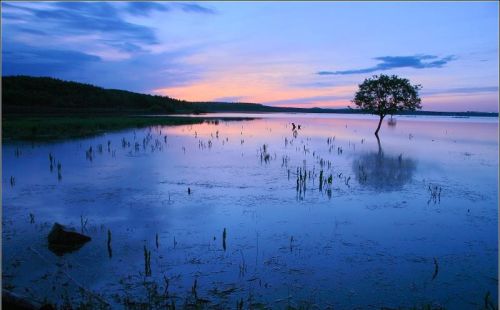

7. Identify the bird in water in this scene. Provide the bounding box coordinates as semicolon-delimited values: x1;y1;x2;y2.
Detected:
291;123;296;131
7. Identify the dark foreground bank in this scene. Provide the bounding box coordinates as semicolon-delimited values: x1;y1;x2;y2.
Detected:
1;116;213;141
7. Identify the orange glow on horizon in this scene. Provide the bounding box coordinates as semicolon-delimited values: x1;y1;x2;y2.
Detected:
152;66;498;112
153;69;358;109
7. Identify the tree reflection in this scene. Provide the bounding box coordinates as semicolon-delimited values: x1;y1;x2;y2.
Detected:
352;137;416;191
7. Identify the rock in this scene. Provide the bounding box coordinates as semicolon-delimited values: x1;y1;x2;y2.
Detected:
47;223;91;256
2;289;55;310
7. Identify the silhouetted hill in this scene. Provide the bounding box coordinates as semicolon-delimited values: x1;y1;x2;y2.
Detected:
2;76;185;115
2;76;498;117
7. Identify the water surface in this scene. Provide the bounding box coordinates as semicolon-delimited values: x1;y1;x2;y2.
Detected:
2;113;498;308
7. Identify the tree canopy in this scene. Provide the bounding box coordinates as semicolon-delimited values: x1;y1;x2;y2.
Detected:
353;74;422;136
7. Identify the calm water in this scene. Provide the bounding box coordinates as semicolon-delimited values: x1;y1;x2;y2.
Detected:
2;113;498;308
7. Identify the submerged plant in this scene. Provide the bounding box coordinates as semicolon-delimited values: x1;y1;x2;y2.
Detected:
80;215;88;233
327;174;333;184
239;250;247;277
144;245;152;276
222;228;227;251
319;170;323;191
191;278;198;299
432;257;439;280
428;184;442;205
107;229;112;258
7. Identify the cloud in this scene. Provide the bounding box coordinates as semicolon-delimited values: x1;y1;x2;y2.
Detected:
212;96;246;102
125;2;215;16
2;2;159;47
291;81;338;88
126;2;169;16
2;42;101;76
174;3;216;14
2;2;215;53
264;95;351;106
1;2;216;95
423;86;499;96
2;40;203;94
318;55;456;75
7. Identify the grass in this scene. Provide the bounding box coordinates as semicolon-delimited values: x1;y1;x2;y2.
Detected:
1;115;209;141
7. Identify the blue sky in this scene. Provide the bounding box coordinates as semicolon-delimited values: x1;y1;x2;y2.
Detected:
2;1;498;111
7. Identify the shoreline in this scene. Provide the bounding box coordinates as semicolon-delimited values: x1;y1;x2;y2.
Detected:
2;111;497;142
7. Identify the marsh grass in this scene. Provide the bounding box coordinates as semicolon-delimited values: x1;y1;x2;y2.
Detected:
107;229;112;258
2;116;208;141
432;258;439;280
144;246;152;277
80;215;88;233
222;228;227;251
428;184;442;205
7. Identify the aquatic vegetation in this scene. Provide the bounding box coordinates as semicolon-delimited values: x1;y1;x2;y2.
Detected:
327;174;333;185
432;257;439;280
191;278;198;299
319;170;323;191
222;228;227;251
86;146;93;161
107;229;112;258
484;291;497;310
57;162;62;181
238;250;247;277
428;184;442;205
259;144;271;163
144;246;152;277
80;215;88;233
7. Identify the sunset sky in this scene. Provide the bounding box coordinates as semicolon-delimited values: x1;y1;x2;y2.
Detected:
2;1;498;112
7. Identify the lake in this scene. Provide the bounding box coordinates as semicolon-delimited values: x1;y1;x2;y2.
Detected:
2;113;498;309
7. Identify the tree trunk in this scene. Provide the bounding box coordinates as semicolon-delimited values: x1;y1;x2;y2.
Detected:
374;115;384;137
376;134;382;155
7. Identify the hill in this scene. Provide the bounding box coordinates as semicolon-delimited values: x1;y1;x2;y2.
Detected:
2;76;187;115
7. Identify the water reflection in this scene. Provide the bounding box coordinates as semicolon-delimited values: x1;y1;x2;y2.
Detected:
387;116;397;127
352;138;417;191
2;114;497;308
48;242;87;256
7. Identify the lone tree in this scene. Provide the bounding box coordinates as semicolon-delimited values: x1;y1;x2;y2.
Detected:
353;74;422;136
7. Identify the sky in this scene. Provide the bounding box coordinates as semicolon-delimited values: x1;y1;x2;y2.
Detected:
2;1;499;112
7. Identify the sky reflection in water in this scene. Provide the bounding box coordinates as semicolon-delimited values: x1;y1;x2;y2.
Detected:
2;114;498;308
